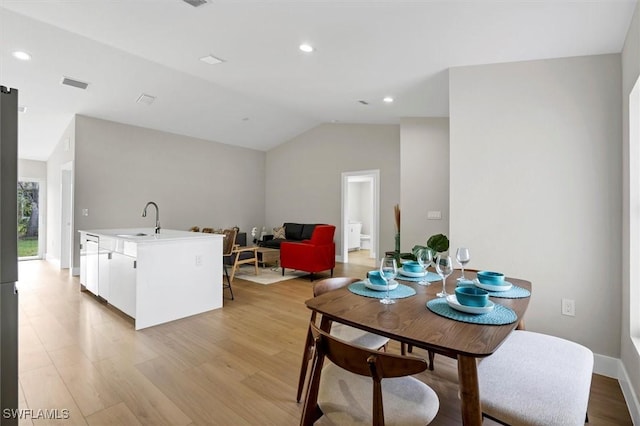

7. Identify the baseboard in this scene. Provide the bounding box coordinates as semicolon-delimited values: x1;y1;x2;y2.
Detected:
335;255;343;263
618;360;640;425
593;353;620;378
71;267;80;276
45;253;60;268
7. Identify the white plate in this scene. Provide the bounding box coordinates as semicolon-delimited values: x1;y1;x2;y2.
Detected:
446;295;495;314
474;279;513;292
398;268;427;278
364;279;399;291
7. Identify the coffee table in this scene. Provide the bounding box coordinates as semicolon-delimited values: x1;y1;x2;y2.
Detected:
256;247;279;268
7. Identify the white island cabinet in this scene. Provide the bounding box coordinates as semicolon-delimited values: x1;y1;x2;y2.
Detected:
79;228;223;330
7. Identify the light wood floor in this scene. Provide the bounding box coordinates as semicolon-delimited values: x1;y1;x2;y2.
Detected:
347;248;376;268
15;260;632;425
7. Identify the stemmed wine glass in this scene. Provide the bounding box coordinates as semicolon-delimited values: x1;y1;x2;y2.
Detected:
455;247;470;281
379;257;398;305
416;248;433;286
435;254;453;298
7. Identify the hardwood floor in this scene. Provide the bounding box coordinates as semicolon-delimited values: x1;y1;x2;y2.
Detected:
15;260;632;425
347;248;376;268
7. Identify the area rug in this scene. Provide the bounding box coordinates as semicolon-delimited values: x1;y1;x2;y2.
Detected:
233;265;309;285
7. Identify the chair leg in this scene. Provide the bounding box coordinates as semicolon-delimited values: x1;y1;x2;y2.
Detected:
282;267;285;276
428;350;435;371
296;325;315;402
330;268;334;277
223;265;234;300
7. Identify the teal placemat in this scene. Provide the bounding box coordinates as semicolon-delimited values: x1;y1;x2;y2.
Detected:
348;282;417;299
396;271;441;283
480;284;530;299
426;298;517;325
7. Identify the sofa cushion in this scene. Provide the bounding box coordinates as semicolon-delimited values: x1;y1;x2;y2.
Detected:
301;224;318;240
273;226;286;239
284;222;304;240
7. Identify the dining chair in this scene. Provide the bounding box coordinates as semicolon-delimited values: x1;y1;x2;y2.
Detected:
300;321;439;426
220;228;259;295
477;330;593;426
296;277;390;403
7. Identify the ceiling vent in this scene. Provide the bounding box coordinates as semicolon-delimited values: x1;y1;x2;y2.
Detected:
136;93;156;105
182;0;210;7
61;77;89;90
358;100;369;105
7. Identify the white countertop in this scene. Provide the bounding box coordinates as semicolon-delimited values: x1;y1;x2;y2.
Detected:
80;228;223;243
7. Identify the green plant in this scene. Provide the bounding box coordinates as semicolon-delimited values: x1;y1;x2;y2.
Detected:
412;233;450;260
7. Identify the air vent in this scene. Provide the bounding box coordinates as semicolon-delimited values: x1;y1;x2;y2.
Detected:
136;93;156;105
358;100;369;105
61;77;89;90
182;0;210;7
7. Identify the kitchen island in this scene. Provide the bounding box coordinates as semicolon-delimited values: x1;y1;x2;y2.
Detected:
79;228;223;330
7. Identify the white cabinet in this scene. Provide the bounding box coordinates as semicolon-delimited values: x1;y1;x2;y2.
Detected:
348;223;362;250
84;236;99;294
108;252;137;318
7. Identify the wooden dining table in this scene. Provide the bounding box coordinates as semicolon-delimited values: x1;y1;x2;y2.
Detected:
302;270;532;426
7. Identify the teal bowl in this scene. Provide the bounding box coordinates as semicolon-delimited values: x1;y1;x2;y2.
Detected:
402;261;423;273
455;287;489;307
368;271;386;286
476;270;505;285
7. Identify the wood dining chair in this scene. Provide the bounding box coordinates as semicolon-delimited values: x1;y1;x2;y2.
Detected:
477;330;593;425
300;321;439;426
296;277;390;402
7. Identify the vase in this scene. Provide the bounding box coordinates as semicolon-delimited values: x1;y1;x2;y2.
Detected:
394;233;400;253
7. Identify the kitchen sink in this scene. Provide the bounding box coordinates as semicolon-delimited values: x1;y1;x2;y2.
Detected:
116;233;149;238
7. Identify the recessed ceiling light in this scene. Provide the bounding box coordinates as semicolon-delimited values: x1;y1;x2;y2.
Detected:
199;54;224;65
383;97;394;103
12;51;31;61
299;44;314;53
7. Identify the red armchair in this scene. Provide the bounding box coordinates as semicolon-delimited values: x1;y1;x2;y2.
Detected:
280;225;336;280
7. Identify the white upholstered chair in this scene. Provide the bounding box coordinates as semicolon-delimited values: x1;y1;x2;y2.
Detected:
478;330;593;426
296;277;390;402
300;322;439;426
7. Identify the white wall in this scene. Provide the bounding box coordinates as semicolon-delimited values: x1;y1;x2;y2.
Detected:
450;54;622;357
18;159;46;179
265;123;400;255
622;2;640;420
72;115;266;269
45;118;75;265
400;118;450;252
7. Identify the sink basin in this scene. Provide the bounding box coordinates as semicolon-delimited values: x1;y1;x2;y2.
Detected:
116;233;149;238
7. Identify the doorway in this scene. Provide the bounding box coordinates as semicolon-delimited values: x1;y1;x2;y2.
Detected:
341;170;379;267
60;162;73;270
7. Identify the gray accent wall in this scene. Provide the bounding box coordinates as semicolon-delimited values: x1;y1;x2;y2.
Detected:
69;115;265;269
265;123;400;256
450;54;622;357
400;118;450;252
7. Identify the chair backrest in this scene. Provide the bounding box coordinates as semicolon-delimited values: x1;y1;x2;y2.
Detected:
309;225;335;245
313;277;359;297
222;228;237;256
303;322;428;425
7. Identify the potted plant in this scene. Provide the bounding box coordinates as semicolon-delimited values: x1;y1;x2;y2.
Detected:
412;233;450;261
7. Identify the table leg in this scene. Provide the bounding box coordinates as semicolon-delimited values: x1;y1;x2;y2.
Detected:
457;355;482;426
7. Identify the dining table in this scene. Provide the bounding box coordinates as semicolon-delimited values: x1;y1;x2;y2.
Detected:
301;269;532;426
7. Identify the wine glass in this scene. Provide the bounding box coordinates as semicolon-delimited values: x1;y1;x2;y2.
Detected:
435;254;453;298
416;248;433;286
379;257;398;305
455;247;470;281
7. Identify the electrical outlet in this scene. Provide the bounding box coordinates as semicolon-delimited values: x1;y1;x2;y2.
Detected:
561;298;575;316
195;255;202;266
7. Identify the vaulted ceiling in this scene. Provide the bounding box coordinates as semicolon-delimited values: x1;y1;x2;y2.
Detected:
1;0;636;160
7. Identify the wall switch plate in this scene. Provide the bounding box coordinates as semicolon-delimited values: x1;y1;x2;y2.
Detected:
195;255;202;266
427;211;442;220
561;298;575;316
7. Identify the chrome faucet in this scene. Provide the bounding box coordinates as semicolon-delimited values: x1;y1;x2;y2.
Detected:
142;201;160;234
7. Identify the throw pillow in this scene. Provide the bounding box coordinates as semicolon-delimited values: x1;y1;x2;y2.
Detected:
273;226;286;239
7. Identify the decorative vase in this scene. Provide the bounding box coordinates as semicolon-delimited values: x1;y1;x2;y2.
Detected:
394;233;400;253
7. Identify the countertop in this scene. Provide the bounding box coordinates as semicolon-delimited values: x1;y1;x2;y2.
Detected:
79;228;223;243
